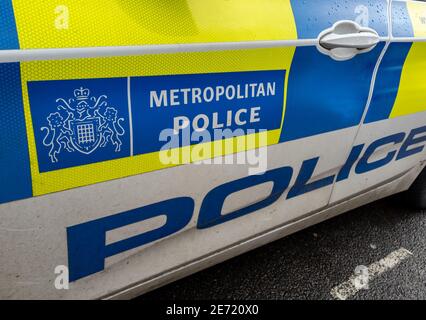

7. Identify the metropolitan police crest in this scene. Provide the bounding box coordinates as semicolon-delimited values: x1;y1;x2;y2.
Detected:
41;87;126;163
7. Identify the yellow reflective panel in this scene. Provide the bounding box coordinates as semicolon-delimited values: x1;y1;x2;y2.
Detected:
407;0;426;37
20;47;295;196
390;42;426;119
12;0;297;49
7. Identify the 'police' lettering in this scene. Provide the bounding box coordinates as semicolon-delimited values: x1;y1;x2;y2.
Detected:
197;166;293;229
67;197;194;281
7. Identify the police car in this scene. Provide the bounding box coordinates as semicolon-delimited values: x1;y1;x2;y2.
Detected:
0;0;425;299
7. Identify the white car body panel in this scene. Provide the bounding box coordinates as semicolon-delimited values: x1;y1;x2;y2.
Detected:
0;0;425;300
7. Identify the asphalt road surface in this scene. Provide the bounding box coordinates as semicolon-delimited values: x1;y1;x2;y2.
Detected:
139;193;426;300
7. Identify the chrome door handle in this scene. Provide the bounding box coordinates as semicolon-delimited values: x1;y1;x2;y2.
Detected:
318;20;380;61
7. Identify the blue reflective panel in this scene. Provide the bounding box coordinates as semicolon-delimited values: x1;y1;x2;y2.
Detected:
0;63;32;204
291;0;389;39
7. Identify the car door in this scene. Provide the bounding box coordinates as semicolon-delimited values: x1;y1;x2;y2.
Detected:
277;0;389;217
0;0;388;299
330;0;426;204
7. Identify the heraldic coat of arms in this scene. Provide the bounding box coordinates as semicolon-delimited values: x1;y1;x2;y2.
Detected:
41;87;126;163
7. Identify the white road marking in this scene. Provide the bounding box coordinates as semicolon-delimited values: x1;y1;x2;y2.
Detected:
330;248;413;300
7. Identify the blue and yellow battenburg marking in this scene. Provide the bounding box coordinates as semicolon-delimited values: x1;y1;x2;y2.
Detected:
1;0;426;204
390;1;426;119
365;0;426;123
8;0;298;198
280;0;388;142
21;51;295;197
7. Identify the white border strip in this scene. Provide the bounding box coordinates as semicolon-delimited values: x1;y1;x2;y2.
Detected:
392;37;426;42
0;37;395;63
0;39;318;63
